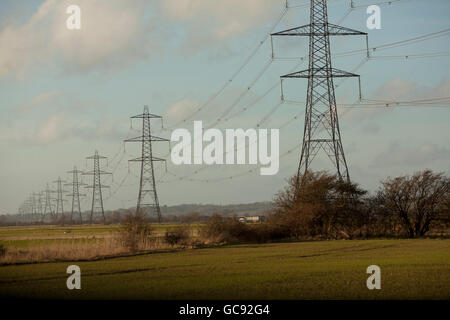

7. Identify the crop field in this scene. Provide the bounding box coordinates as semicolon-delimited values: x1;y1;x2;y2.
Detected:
0;224;201;245
0;231;449;299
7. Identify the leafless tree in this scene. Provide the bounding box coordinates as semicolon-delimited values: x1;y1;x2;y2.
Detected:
273;171;367;239
379;170;450;238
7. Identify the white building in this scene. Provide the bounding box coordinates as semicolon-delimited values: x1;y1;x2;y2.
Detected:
238;216;265;223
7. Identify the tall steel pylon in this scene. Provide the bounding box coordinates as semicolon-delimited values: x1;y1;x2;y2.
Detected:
125;106;169;222
272;0;367;182
33;192;44;223
18;203;26;225
53;177;66;221
66;167;86;224
28;194;37;223
43;183;55;222
22;198;30;223
84;151;111;224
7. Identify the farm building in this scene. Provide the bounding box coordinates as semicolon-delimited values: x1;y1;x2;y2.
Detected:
238;216;265;223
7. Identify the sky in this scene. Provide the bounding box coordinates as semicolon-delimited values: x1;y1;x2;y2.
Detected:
0;0;449;214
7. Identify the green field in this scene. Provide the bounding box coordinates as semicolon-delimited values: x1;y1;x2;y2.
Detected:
0;239;449;299
0;223;198;239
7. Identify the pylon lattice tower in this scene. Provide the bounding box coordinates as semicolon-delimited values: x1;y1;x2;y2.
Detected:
84;150;111;224
53;177;66;221
66;167;86;224
43;183;55;222
18;202;27;224
33;192;44;223
125;106;169;222
24;196;34;222
27;194;36;223
272;0;367;182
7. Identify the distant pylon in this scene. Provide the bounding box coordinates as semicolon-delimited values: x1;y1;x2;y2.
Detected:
18;203;26;225
30;193;39;223
25;196;34;223
84;150;111;224
66;166;86;224
271;0;367;182
33;192;44;223
124;106;169;222
43;183;55;222
53;177;67;222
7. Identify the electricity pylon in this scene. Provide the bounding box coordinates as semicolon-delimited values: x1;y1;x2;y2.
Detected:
33;192;44;223
53;177;67;222
24;197;34;223
125;106;169;222
271;0;367;182
43;183;55;222
66;167;86;224
18;202;26;225
84;150;111;224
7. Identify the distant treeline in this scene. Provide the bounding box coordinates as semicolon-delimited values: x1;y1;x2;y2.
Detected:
0;201;273;226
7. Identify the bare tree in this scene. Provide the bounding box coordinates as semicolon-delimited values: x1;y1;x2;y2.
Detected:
273;171;367;239
379;170;450;238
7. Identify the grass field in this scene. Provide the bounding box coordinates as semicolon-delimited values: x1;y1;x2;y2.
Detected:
0;223;202;248
0;223;201;239
0;238;449;299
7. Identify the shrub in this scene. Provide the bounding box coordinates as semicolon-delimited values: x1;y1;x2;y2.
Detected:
0;244;6;258
201;214;288;244
164;225;191;247
119;210;153;252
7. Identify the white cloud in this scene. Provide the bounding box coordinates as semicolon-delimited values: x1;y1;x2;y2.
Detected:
0;0;159;78
372;142;450;168
371;78;450;101
0;112;69;145
343;78;450;124
0;0;285;76
164;98;200;124
0;113;125;145
38;113;67;143
372;78;417;100
14;90;62;115
159;0;282;52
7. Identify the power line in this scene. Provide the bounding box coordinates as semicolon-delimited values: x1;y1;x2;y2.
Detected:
165;5;290;131
159;54;370;184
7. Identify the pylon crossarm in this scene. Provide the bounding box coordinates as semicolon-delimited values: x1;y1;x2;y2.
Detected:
85;185;110;189
125;136;170;142
272;23;366;37
271;24;310;36
128;156;166;162
281;68;359;78
131;113;162;119
82;170;111;175
327;23;367;36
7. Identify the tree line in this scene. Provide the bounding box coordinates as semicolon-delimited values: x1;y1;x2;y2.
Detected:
271;169;450;239
201;169;450;243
